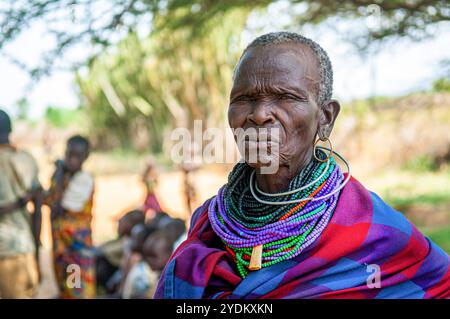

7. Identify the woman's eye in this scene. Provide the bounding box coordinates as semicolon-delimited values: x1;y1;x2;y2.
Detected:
234;95;255;102
278;94;298;101
280;94;308;102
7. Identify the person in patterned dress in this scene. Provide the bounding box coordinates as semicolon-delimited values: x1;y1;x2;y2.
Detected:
45;135;95;298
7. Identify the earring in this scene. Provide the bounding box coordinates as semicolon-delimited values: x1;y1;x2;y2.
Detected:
313;137;333;162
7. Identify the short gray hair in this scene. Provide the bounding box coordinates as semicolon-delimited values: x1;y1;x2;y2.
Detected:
236;32;333;105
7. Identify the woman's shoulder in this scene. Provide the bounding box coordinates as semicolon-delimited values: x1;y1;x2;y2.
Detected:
331;175;375;225
321;175;433;263
335;175;418;238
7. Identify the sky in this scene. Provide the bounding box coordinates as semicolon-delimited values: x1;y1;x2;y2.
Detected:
0;4;449;120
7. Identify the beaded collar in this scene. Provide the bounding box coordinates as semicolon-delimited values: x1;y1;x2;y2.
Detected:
208;149;345;277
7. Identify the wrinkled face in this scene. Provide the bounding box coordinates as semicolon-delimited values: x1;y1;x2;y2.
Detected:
143;235;172;272
228;43;322;172
65;142;88;173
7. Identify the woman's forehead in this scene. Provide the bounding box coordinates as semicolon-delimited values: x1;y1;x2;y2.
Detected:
232;44;320;95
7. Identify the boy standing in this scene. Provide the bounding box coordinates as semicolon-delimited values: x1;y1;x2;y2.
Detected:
46;135;95;298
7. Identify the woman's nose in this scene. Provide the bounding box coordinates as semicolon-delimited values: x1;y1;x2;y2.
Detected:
247;102;275;126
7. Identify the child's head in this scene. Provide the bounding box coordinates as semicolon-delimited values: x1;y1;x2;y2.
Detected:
146;211;171;228
161;218;186;244
118;209;145;238
142;231;173;272
129;223;154;254
65;135;90;173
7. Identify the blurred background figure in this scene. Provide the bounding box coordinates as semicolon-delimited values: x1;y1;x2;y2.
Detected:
141;157;162;220
121;217;186;299
44;135;95;298
180;163;198;216
179;143;201;215
0;109;42;298
42;123;54;164
95;209;145;295
95;209;185;299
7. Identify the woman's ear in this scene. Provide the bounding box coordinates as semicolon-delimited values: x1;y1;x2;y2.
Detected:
318;99;341;139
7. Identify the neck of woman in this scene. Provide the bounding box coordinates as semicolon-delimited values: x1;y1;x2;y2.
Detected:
255;148;314;193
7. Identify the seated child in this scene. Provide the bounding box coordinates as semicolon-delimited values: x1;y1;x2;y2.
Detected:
159;218;187;251
120;223;156;298
127;231;174;298
96;209;145;294
121;218;186;298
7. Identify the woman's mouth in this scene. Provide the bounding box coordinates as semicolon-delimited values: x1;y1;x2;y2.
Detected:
233;127;281;167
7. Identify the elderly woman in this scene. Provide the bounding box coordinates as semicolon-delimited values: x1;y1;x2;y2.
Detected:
155;32;450;299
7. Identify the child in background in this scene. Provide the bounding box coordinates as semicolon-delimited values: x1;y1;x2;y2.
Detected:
117;210;146;239
45;135;95;299
180;162;199;216
122;230;174;299
120;223;155;298
143;231;174;273
141;158;162;220
121;218;186;298
96;209;145;294
141;231;175;297
160;218;187;251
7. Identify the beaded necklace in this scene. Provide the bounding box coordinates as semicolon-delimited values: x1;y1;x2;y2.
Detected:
208;148;345;278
